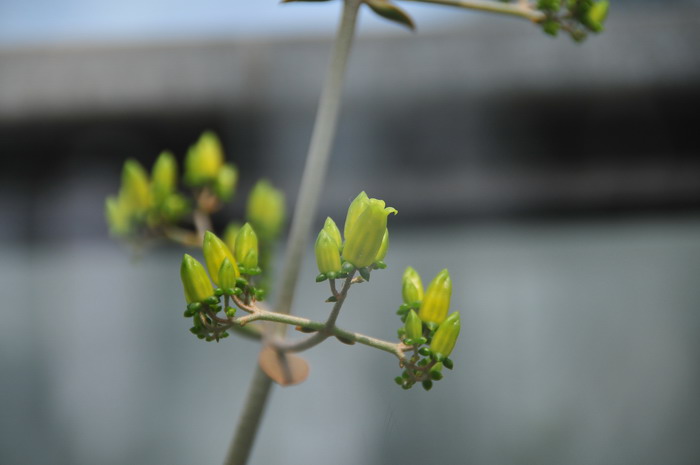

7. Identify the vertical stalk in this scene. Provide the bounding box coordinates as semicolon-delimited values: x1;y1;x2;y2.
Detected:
222;1;363;464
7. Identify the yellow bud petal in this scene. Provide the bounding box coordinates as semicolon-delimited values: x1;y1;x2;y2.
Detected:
419;269;451;325
402;266;424;304
151;151;177;204
180;254;214;303
430;312;460;358
235;223;259;269
184;131;224;186
323;217;342;250
315;229;342;274
203;231;239;286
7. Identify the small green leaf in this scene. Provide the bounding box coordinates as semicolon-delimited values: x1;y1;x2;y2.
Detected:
365;0;415;30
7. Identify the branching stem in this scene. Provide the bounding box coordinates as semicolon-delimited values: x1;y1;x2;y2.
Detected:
402;0;545;22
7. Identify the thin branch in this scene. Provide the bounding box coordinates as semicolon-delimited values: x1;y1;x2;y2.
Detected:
401;0;545;22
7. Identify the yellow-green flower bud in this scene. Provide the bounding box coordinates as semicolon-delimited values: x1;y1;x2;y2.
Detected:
151;151;177;204
105;195;131;236
430;312;460;359
323;217;342;250
121;159;151;211
315;229;342;274
246;179;285;240
223;222;241;255
203;231;239;286
374;228;389;262
586;0;609;32
343;191;369;239
162;194;189;222
235;223;259;269
342;196;397;268
419;269;451;325
404;309;422;341
214;163;238;201
184;131;224;186
402;266;424;305
218;258;236;291
180;254;214;304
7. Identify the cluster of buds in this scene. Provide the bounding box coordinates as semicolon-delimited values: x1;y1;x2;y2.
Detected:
105;153;190;237
537;0;610;41
180;229;265;341
395;267;460;390
105;131;240;240
314;191;396;282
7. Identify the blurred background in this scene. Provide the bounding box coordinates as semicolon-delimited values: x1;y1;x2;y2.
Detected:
2;0;700;464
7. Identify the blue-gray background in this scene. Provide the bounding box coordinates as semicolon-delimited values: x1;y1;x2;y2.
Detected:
1;1;700;464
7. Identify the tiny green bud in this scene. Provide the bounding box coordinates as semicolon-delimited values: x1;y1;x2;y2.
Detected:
374;228;389;263
342;195;397;268
341;262;355;274
180;254;214;304
203;231;239;286
214;163;238;201
430;363;444;381
316;273;328;283
246;179;286;240
235;223;259;270
422;380;433;391
121;159;151;211
418;346;431;357
218;258;236;291
430;312;460;359
443;358;454;370
394;376;404;385
315;229;342;275
358;267;371;282
402;266;424;305
404;309;422;341
151;151;177;204
418;269;451;325
184;131;224;186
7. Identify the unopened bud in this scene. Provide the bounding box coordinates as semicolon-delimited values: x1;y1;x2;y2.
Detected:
323;217;342;250
121;159;151;211
404;309;422;341
151;151;177;204
223;222;241;255
184;131;224;186
418;269;451;325
402;266;424;305
180;254;214;304
246;179;285;240
203;231;239;286
235;223;259;269
430;312;460;359
343;191;369;239
214;163;238;201
586;0;609;32
374;228;389;263
315;229;342;275
218;258;236;291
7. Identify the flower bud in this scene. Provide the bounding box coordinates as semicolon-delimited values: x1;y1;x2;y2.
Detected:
342;196;397;268
315;229;342;274
105;195;131;236
180;254;214;304
121;159;151;211
323;217;342;250
184;131;224;186
402;266;424;305
418;269;451;325
404;309;422;341
343;191;369;239
374;228;389;262
214;163;238;201
162;194;190;222
585;0;609;32
151;151;177;204
246;179;286;240
235;223;259;269
430;312;460;359
203;231;239;286
218;258;236;291
223;222;241;255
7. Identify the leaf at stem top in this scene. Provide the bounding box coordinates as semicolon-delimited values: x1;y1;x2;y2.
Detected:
365;0;416;30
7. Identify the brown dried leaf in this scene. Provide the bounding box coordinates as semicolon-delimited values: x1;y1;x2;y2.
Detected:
258;346;310;386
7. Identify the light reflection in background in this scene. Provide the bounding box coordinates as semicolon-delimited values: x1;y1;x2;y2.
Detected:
1;1;700;464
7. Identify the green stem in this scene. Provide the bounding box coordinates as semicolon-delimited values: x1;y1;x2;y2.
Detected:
402;0;545;21
222;2;363;464
275;0;364;319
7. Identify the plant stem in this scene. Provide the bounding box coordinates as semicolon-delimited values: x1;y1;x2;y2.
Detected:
222;2;363;464
402;0;545;22
275;0;363;319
